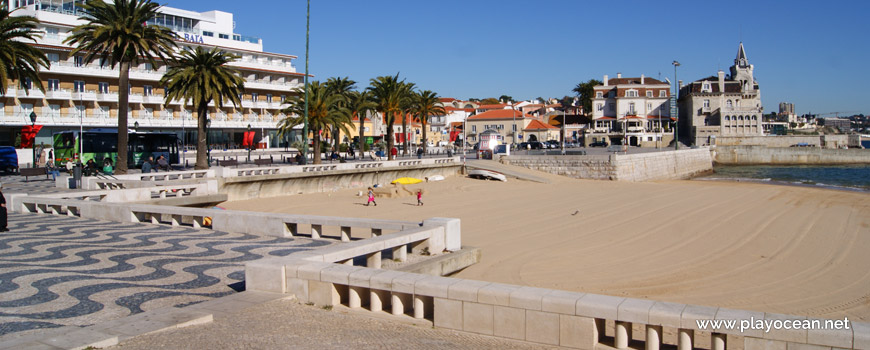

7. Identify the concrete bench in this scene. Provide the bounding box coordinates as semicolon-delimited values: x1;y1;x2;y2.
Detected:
218;159;238;167
254;158;273;166
20;167;49;182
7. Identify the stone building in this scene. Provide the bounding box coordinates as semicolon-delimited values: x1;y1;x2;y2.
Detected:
588;73;672;147
678;43;764;146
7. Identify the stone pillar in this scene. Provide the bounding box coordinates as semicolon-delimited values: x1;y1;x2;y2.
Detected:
371;228;382;237
413;295;425;319
392;245;407;262
391;293;404;316
367;252;381;269
340;226;351;242
711;333;726;350
615;321;631;349
370;289;385;312
311;224;322;239
678;329;694;350
646;325;662;350
348;286;362;309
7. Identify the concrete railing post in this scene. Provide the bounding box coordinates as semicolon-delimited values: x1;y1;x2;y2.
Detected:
370;289;384;312
646;325;662;350
391;293;404;316
615;321;631;349
311;224;322;239
340;226;351;242
366;252;381;269
371;228;382;237
349;286;362;308
392;245;407;262
413;295;425;319
678;329;694;350
711;333;726;350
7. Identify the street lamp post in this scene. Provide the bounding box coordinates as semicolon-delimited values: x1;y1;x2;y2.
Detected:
301;0;310;165
672;60;680;150
247;124;252;162
29;111;37;168
206;119;211;166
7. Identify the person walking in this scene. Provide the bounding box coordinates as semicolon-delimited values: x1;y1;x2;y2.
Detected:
366;187;377;206
416;189;423;206
0;183;8;232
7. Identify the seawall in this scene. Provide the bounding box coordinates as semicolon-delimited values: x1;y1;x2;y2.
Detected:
714;146;870;165
501;148;713;181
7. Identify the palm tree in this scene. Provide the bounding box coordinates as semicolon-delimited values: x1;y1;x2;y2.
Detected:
279;81;349;164
397;81;416;155
160;47;245;170
368;74;405;160
412;90;445;154
64;0;177;174
325;77;356;152
347;90;376;155
0;4;49;96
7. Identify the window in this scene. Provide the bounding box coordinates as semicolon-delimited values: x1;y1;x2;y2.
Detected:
219;33;229;39
659;90;666;97
472;125;477;133
647;103;652;111
143;63;153;71
233;34;241;41
251;92;258;101
626;90;638;97
73;80;85;92
629;102;636;114
726;100;733;108
266;94;272;103
47;53;60;63
74;56;84;67
646;91;653;98
98;82;109;93
280;94;286;102
596;92;603;98
702;83;711;92
47;79;59;91
202;31;214;37
143;85;153;96
597;104;603;111
703;99;710;108
512;124;517;132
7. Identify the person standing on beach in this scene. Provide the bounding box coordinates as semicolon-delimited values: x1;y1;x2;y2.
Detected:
366;187;377;206
416;189;423;206
0;183;7;232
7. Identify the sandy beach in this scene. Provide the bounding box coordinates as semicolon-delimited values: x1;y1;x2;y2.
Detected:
221;166;870;322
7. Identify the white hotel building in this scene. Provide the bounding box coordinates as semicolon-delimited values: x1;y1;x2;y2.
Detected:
588;73;673;147
1;0;304;149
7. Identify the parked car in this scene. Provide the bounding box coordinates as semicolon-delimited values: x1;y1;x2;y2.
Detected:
545;140;560;149
0;146;18;173
528;141;545;150
589;141;608;147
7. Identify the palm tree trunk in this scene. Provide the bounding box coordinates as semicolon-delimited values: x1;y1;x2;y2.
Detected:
333;125;340;153
116;60;130;174
358;112;365;157
386;112;394;161
195;102;208;169
312;129;321;164
402;112;408;155
422;115;428;154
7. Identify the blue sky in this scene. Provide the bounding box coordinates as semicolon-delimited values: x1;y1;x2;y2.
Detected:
179;0;869;116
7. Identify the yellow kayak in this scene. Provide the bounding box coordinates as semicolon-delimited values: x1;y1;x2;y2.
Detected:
391;177;423;185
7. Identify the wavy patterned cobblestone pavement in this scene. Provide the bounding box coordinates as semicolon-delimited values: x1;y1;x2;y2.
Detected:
0;212;329;340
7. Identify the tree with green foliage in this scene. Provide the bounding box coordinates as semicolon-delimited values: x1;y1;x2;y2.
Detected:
325;77;356;151
572;79;602;116
498;95;514;104
480;97;500;105
160;47;245;169
279;81;349;164
347;90;377;155
65;0;177;174
398;81;417;155
0;4;49;96
368;74;413;160
412;90;446;153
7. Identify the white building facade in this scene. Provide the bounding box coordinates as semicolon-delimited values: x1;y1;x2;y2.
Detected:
2;0;303;149
588;73;672;147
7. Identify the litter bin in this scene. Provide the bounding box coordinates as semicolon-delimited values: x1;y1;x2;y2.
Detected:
72;163;82;189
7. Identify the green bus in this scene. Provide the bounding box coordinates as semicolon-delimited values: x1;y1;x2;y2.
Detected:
53;129;179;168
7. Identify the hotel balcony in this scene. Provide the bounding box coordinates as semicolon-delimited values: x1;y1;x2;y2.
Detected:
244;80;299;92
45;89;72;100
143;94;165;104
96;92;119;103
16;89;45;99
72;90;97;100
700;106;712;114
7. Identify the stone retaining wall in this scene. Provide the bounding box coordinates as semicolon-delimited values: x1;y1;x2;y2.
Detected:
714;146;870;165
502;148;713;181
715;135;851;149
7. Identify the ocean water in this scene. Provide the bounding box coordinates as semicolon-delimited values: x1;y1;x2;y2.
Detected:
700;165;870;191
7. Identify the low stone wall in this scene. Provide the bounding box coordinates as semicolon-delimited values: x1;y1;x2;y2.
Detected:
501;148;713;181
220;160;462;201
715;135;851;149
714;146;870;165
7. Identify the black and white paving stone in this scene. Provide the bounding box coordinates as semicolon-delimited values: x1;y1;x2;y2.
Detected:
0;212;329;340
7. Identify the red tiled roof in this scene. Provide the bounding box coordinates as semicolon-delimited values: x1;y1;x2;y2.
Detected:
467;109;531;120
595;116;616;120
444;106;474;112
439;97;457;103
523;119;558;130
449;122;463;128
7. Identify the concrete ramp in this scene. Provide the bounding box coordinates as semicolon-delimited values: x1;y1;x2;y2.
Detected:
466;160;552;184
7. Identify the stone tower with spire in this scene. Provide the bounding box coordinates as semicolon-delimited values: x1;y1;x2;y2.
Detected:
678;42;764;146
